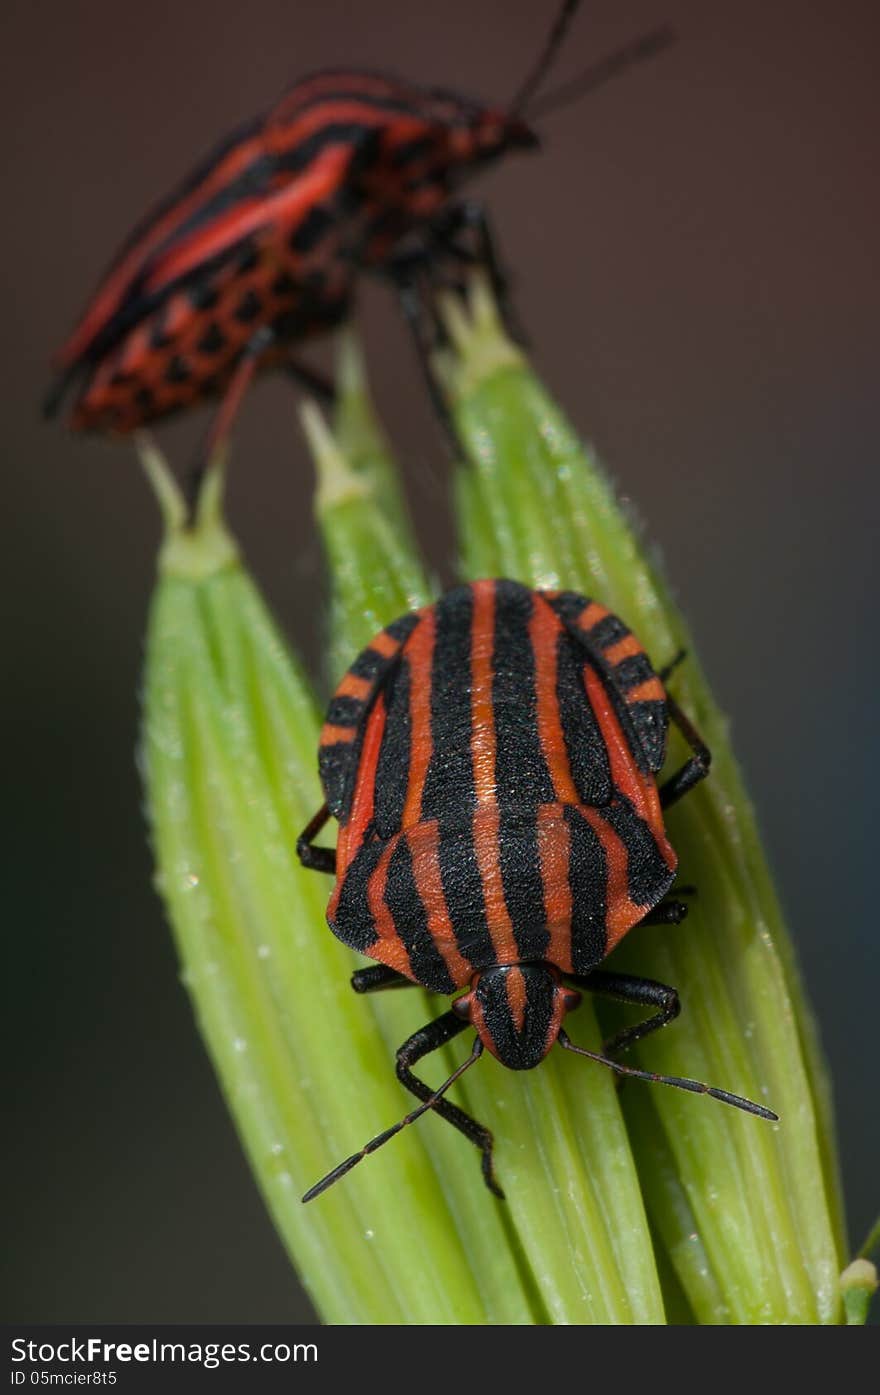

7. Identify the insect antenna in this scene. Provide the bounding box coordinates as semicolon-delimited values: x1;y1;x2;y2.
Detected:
302;1038;484;1202
557;1031;778;1121
510;0;584;117
525;25;677;122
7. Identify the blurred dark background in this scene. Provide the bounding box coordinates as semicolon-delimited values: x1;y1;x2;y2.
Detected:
4;0;877;1323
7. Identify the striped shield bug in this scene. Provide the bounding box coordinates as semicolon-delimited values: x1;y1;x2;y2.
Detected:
298;580;777;1201
45;3;673;511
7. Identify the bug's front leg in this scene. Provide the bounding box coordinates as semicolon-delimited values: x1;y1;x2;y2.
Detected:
302;1012;490;1202
397;1012;504;1198
564;968;681;1059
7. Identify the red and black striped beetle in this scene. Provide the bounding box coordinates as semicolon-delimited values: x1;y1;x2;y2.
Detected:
45;2;672;507
298;579;776;1201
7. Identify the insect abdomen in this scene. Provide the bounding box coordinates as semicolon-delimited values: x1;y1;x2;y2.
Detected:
323;580;677;991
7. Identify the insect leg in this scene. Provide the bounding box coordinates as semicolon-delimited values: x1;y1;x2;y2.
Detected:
389;260;463;452
185;326;274;522
659;695;712;809
658;647;687;682
282;355;336;404
296;804;336;874
302;1018;487;1202
639;899;690;926
436;200;528;347
564;968;680;1058
397;1012;504;1197
351;965;415;993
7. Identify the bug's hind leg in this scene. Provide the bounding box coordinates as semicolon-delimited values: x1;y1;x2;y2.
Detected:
659;695;712;809
185;325;274;523
564;969;681;1059
397;1012;504;1198
296;804;336;875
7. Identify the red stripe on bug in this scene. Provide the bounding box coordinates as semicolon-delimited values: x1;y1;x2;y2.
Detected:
335;672;372;701
529;596;581;804
365;933;415;981
367;842;402;942
537;803;574;972
469;582;519;966
319;723;357;746
469;579;497;806
371;631;403;659
505;966;527;1033
576;601;610;633
56;136;268;367
473;806;519;966
408;820;472;987
267;100;423;161
583;667;674;872
402;608;435;827
578;805;645;948
603;633;644;665
364;836;416;980
334;692;387;874
143;147;352;295
626;677;666;705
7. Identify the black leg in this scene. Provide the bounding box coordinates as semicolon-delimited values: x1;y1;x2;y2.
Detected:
282;355;336;404
659;647;687;682
389;261;462;452
640;898;690;926
659;694;712;809
396;1011;503;1198
434;200;527;348
384;201;525;448
296;804;336;875
564;968;680;1059
351;965;415;993
186;325;274;523
302;1013;491;1202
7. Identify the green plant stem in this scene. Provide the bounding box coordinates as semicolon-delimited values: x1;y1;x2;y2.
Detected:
445;281;844;1324
141;445;498;1323
306;349;666;1325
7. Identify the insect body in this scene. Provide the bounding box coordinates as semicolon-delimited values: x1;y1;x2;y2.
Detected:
45;3;672;478
298;580;776;1200
46;74;537;437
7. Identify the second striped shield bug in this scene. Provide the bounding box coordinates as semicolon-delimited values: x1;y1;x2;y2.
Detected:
298;580;777;1201
46;3;673;511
